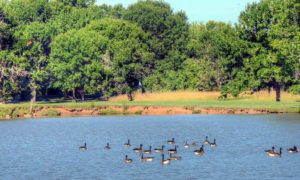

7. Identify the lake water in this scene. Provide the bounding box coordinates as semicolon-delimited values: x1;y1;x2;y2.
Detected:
0;115;299;180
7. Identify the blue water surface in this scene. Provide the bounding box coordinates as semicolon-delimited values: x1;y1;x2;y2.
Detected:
0;114;299;180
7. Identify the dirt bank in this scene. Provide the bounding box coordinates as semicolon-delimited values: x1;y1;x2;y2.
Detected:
1;105;278;120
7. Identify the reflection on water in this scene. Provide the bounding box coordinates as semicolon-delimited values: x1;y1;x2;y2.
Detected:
0;115;299;179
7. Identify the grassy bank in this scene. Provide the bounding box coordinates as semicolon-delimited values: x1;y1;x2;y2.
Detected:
1;91;300;119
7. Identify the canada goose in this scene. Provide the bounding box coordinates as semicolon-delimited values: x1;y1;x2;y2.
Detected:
204;136;210;145
154;145;165;153
168;145;178;154
144;146;152;154
194;145;205;155
265;146;275;154
161;154;171;165
168;138;175;145
124;155;133;163
140;153;154;162
183;141;190;148
169;153;182;160
124;139;131;147
191;141;197;147
133;144;143;153
79;143;87;151
268;147;282;157
104;143;111;150
210;139;217;148
288;146;298;153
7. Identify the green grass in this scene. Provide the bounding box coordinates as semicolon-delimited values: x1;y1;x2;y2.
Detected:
1;98;299;113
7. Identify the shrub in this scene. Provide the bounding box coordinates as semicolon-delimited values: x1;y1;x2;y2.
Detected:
192;109;202;114
134;110;143;115
98;109;122;115
42;109;61;117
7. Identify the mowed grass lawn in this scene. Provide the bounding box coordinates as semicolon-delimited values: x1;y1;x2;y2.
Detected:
1;91;300;113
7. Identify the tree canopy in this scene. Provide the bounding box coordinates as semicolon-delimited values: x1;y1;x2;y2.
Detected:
0;0;299;103
222;0;300;101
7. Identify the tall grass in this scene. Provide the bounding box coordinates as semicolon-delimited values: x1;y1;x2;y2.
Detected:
109;91;300;102
110;91;221;101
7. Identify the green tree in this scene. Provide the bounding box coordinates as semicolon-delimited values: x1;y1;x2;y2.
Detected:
124;0;189;63
49;28;108;101
180;59;218;91
125;1;190;92
233;0;300;101
50;0;96;8
2;0;51;25
0;15;12;50
187;22;247;90
12;22;55;103
49;3;106;34
0;51;30;103
85;18;153;100
1;0;54;103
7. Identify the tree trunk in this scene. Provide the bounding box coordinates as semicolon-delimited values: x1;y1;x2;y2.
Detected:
140;82;146;94
29;85;36;115
141;87;146;94
127;92;133;101
275;83;281;102
0;87;2;102
31;85;37;103
79;90;85;101
72;88;76;101
45;88;49;96
63;90;68;100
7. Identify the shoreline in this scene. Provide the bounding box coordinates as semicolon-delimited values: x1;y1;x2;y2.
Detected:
1;105;295;120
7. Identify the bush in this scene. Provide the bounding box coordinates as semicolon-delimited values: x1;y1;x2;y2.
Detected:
98;108;122;115
134;110;143;115
42;109;61;117
289;84;300;95
192;109;202;114
0;108;14;119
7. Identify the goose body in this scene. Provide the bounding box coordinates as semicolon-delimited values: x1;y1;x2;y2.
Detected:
140;154;154;162
154;145;164;153
194;145;205;155
168;138;175;145
144;146;152;154
161;154;171;165
265;146;275;154
104;143;111;150
168;145;178;154
169;153;182;160
288;146;298;153
210;139;217;148
204;136;210;145
124;139;131;147
191;141;197;147
124;155;133;163
79;143;87;151
133;144;143;153
183;141;190;148
268;148;282;157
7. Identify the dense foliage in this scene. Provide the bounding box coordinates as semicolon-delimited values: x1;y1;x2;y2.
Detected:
0;0;299;103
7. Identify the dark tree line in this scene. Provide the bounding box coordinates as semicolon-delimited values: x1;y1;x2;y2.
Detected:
0;0;299;103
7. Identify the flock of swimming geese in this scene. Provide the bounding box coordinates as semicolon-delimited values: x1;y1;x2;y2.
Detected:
79;136;298;165
265;145;298;157
79;136;217;165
